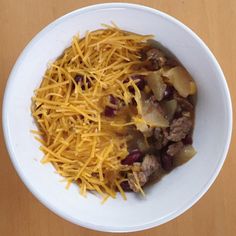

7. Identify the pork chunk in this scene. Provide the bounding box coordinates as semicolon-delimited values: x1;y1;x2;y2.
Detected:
141;154;160;176
167;117;192;142
127;154;160;192
166;141;184;156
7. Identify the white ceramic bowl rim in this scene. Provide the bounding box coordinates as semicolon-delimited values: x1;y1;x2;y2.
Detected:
2;3;232;233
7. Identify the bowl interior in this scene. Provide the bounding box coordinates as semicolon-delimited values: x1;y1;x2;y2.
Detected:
3;3;232;232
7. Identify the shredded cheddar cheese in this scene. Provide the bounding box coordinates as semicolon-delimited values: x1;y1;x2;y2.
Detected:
32;25;153;202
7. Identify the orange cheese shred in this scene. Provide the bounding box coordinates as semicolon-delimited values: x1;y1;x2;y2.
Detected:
32;25;153;201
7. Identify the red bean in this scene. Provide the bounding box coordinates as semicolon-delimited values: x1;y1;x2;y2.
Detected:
127;75;146;94
132;75;146;90
120;181;132;192
163;86;174;100
165;58;179;67
74;74;92;90
123;78;135;94
72;75;83;90
109;95;117;105
131;98;137;106
123;78;129;83
121;149;143;165
183;135;193;145
146;59;160;71
104;106;115;117
137;79;146;90
135;75;146;90
81;80;92;90
173;111;182;119
128;86;135;94
161;154;173;171
74;74;83;83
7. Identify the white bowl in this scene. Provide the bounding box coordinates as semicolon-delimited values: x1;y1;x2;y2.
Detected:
2;3;232;233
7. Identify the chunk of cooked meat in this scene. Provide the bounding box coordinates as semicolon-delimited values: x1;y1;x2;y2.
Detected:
174;93;193;111
140;96;169;128
161;154;173;171
142;126;154;138
121;149;143;165
146;48;166;62
120;181;132;192
154;128;169;150
150;96;166;117
163;85;174;100
147;59;160;71
167;117;192;142
165;58;179;67
127;172;148;192
132;162;141;172
154;127;162;139
128;154;160;192
182;111;191;117
146;48;167;70
157;56;167;67
141;154;160;176
166;141;184;156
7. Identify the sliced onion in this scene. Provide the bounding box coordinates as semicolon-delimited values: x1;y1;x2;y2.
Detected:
164;66;197;97
137;138;150;152
143;110;169;127
146;71;167;101
174;145;196;166
135;121;149;133
161;99;177;120
141;98;169;128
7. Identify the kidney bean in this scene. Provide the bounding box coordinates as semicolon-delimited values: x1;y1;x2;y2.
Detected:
121;149;143;165
79;115;84;120
131;98;137;106
165;58;179;67
128;86;135;94
120;181;132;192
109;95;117;105
183;135;193;145
161;153;173;171
173;111;182;119
163;85;174;100
127;75;146;94
146;59;160;71
74;74;92;90
104;106;115;117
123;78;129;83
81;80;92;90
132;75;146;90
136;76;146;90
139;49;147;61
74;74;83;83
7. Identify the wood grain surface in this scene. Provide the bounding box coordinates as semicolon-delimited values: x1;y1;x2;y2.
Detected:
0;0;235;235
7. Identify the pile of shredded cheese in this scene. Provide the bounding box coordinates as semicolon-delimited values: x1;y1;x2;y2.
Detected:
32;25;153;202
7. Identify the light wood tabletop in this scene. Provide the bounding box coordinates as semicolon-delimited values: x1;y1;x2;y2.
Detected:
0;0;235;235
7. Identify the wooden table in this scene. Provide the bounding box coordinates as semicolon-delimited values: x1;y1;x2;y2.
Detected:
0;1;235;235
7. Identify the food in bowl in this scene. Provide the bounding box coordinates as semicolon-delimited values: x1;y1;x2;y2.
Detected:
31;25;197;201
